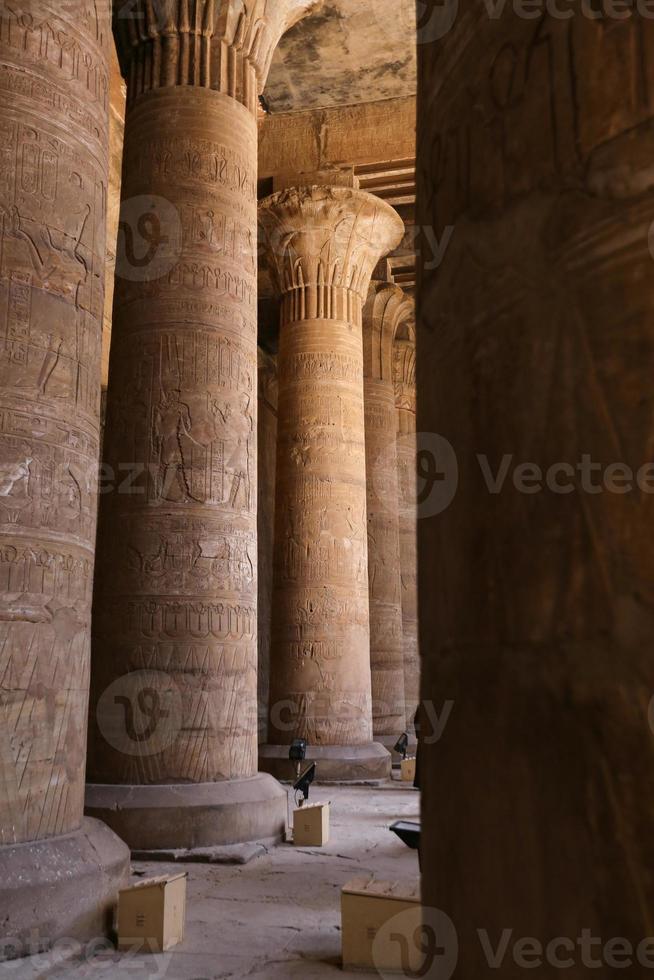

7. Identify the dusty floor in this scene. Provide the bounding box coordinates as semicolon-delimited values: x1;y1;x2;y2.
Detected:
8;781;420;980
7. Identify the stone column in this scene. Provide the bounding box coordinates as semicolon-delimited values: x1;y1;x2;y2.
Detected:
393;326;419;730
258;184;404;781
363;281;412;745
0;0;129;958
257;349;278;742
85;0;320;852
418;3;654;971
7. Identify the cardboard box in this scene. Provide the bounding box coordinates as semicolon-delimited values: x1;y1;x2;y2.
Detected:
293;802;330;846
118;873;187;953
341;875;422;973
401;757;417;782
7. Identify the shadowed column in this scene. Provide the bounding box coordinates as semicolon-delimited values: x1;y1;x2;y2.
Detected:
418;3;654;975
86;0;320;852
258;184;404;781
0;0;129;958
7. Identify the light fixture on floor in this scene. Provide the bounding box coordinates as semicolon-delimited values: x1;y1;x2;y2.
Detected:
394;732;409;760
289;738;308;781
293;762;316;807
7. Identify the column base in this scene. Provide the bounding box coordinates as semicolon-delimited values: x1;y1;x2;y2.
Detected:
85;774;288;852
259;742;392;782
0;818;130;961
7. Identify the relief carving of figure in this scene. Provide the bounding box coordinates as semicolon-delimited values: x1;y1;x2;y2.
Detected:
152;388;193;502
0;454;32;523
223;393;252;511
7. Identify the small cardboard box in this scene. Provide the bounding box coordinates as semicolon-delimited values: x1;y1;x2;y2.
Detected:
118;873;187;953
341;875;422;973
401;757;417;782
293;802;330;846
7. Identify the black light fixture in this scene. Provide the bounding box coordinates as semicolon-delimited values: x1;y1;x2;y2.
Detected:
394;732;409;760
289;738;307;781
293;762;316;806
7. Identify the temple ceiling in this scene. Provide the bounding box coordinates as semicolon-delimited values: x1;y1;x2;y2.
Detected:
263;0;417;112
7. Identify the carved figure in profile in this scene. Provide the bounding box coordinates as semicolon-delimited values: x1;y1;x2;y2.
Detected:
152;388;193;502
224;392;252;510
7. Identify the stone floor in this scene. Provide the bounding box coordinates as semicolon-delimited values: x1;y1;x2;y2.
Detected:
7;780;420;980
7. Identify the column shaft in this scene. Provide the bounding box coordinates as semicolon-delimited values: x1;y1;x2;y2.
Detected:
418;3;654;968
86;0;320;850
0;0;128;957
395;338;419;729
91;86;259;783
273;313;372;746
363;283;413;741
259;185;404;781
365;378;405;736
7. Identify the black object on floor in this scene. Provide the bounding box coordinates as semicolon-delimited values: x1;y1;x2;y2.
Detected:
390;820;420;850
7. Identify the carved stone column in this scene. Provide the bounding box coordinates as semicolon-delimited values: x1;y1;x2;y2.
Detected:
418;4;654;968
393;325;419;730
258;349;278;742
363;282;412;744
86;0;320;851
258;184;404;781
0;0;130;958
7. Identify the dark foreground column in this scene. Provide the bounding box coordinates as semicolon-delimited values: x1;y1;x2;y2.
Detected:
258;185;404;781
86;0;320;852
0;0;129;958
418;4;654;975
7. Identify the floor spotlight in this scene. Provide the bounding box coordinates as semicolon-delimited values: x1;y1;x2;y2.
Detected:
293;762;316;807
289;738;308;781
393;732;409;760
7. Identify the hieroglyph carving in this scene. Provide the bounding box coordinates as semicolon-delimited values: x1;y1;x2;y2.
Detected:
0;0;110;846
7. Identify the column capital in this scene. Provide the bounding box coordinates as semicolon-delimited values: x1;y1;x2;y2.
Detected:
363;280;414;383
114;0;322;111
258;186;404;325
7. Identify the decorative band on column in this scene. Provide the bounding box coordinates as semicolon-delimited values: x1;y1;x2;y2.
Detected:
282;285;363;325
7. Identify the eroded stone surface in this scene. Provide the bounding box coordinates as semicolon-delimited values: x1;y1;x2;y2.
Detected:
0;0;110;846
259;187;404;755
